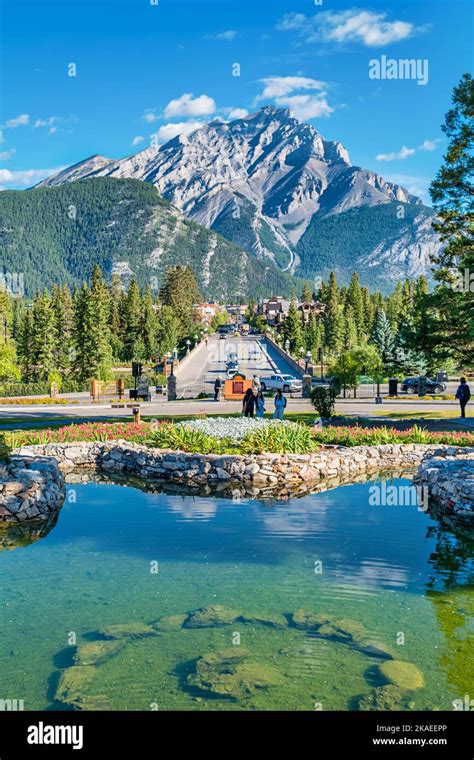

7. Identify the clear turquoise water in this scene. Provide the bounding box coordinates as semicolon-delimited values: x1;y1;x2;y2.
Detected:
0;475;472;711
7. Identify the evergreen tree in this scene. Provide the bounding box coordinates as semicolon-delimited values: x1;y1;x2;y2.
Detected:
51;284;73;372
30;290;56;380
159;266;201;338
427;73;474;364
345;273;364;341
301;283;313;302
371;309;396;372
323;272;343;354
156;305;180;358
142;287;158;359
122;279;142;360
282;298;303;353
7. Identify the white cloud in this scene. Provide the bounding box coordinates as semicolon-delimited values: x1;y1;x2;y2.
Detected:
131;135;145;146
49;126;57;134
143;110;160;123
221;108;249;120
164;93;216;118
376;145;415;162
0;130;3;143
205;30;236;41
275;94;333;120
5;113;30;128
277;9;420;48
0;149;16;160
419;138;442;151
34;116;57;128
255;77;333;120
154;121;204;144
0;166;65;189
256;76;326;101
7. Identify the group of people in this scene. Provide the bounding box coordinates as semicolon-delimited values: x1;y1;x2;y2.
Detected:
242;375;287;420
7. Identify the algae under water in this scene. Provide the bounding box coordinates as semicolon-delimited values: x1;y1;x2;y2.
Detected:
0;475;472;711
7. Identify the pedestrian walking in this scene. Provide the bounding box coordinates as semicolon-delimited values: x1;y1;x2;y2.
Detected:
273;389;287;420
252;374;261;394
214;376;222;402
242;387;256;418
455;377;471;419
255;390;265;418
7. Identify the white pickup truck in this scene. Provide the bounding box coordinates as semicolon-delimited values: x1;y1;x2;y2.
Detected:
259;374;302;393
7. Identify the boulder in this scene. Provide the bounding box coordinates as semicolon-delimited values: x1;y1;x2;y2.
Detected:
239;613;288;628
73;639;126;666
357;639;396;659
358;685;407;711
185;605;241;628
55;666;96;707
152;613;189;632
316;618;368;643
188;648;283;699
98;622;159;640
378;660;425;690
291;610;331;630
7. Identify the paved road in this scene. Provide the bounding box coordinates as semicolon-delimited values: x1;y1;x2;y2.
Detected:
176;334;299;397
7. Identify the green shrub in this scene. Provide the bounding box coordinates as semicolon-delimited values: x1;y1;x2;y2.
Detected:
311;386;336;419
0;434;10;461
240;422;317;455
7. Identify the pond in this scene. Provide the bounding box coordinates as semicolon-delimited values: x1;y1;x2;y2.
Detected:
0;474;472;712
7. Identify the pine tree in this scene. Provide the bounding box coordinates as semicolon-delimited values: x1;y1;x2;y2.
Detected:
122;279;142;360
301;283;313;302
30;290;56;380
343;304;358;350
282;298;303;353
109;274;125;360
427;73;474;364
371;309;396;372
323;272;343;354
345;273;364;341
51;284;73;372
142;287;157;359
159;266;201;338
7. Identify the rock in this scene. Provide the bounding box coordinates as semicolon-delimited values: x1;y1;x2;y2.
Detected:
73;639;126;666
317;618;368;643
55;666;97;707
239;613;288;628
291;610;331;630
188;648;283;699
185;605;241;628
152;613;189;631
358;685;407;711
357;639;396;659
98;622;159;640
378;660;425;690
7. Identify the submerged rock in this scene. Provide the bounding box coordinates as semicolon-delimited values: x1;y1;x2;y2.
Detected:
291;610;331;630
356;639;396;660
378;660;425;690
74;640;126;666
358;685;407;711
189;647;283;699
152;613;189;632
185;605;241;628
99;622;159;640
239;612;288;628
317;618;368;643
55;666;97;708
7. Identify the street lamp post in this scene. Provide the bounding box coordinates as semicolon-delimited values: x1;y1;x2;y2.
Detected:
305;351;311;374
186;340;191;355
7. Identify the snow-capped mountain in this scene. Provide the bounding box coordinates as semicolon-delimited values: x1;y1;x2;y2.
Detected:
39;106;438;286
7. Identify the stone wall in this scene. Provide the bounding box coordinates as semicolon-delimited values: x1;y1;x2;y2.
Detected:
3;441;473;523
0;455;66;523
415;450;474;519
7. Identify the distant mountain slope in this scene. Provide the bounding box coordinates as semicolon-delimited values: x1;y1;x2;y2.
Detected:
36;106;440;289
296;203;437;290
0;177;300;298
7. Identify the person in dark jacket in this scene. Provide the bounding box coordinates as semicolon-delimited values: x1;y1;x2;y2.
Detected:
242;387;256;417
214;376;222;402
455;377;471;419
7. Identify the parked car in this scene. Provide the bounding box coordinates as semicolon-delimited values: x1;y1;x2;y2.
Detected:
226;368;242;379
219;332;226;340
400;377;446;394
260;374;302;393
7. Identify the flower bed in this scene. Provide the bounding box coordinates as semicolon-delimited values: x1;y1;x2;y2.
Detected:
0;397;79;406
4;420;474;455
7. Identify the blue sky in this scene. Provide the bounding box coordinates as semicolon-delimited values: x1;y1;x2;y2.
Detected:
1;0;472;202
